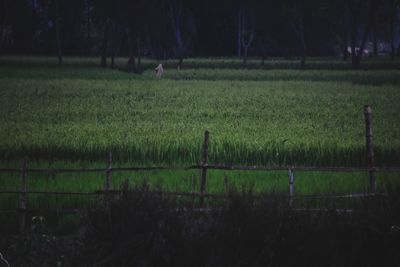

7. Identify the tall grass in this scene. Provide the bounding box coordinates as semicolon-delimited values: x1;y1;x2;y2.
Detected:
1;70;399;166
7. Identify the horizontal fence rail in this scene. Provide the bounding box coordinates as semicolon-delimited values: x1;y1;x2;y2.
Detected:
1;165;400;174
0;190;227;199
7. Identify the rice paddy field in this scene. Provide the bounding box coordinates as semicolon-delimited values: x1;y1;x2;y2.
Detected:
0;56;400;210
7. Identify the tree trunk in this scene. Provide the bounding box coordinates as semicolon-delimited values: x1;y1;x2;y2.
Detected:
373;29;378;57
177;56;183;70
111;26;122;69
298;23;306;69
169;0;186;70
243;47;248;65
341;23;349;60
300;51;306;69
342;3;350;61
111;25;115;69
342;34;349;60
373;12;378;57
350;21;357;66
353;0;379;68
54;0;62;65
390;0;396;60
100;19;109;68
137;32;142;71
261;55;266;65
343;48;349;60
126;27;136;72
86;0;91;56
146;34;156;59
237;10;242;58
349;0;358;67
292;18;306;68
240;9;255;66
0;0;9;54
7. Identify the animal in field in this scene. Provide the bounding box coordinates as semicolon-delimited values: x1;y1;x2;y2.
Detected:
154;64;164;78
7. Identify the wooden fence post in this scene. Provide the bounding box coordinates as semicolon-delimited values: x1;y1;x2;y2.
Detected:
19;158;28;235
199;130;209;207
288;168;294;206
105;151;112;192
364;105;376;194
223;176;229;197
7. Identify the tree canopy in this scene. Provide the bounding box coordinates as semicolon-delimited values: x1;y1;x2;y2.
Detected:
0;0;399;66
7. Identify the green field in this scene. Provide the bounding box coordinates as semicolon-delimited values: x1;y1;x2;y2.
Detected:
0;56;399;209
1;56;400;165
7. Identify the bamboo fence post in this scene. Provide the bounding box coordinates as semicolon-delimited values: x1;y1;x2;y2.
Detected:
199;130;209;207
288;168;294;206
105;151;112;192
19;158;28;235
364;105;376;194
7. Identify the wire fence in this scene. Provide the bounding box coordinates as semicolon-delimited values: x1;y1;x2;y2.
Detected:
0;106;399;233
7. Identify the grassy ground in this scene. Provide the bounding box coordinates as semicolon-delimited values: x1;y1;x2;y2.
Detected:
0;56;399;210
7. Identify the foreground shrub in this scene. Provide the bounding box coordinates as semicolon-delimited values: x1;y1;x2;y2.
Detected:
77;184;400;267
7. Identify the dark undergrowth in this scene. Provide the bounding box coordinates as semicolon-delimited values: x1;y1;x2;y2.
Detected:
1;184;400;266
1;56;400;71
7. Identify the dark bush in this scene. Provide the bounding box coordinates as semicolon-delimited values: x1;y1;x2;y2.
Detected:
76;184;400;267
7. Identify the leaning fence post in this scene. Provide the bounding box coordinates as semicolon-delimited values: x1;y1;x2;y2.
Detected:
288;168;294;206
363;105;376;194
19;158;28;235
105;151;112;192
199;130;209;207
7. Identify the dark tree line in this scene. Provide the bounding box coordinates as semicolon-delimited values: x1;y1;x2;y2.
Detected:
0;0;399;69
